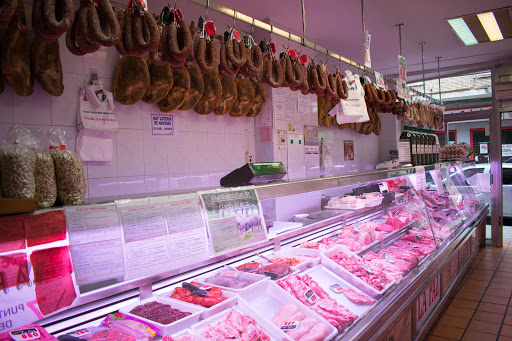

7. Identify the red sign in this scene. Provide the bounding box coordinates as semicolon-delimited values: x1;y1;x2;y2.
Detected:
416;274;441;331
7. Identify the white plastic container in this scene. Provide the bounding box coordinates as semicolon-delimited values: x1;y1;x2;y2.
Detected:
300;265;376;321
190;303;283;341
277;247;322;267
238;281;338;341
119;297;203;336
169;329;206;340
158;283;238;319
193;268;269;293
321;245;395;297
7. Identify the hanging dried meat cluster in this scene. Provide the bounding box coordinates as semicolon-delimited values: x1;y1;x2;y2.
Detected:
0;0;443;129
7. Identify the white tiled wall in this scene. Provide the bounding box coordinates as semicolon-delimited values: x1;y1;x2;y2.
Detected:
0;34;255;203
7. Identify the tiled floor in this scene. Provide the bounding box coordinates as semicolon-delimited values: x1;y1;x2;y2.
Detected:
426;241;512;341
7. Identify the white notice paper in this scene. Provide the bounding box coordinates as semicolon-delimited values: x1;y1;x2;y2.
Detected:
273;87;298;130
65;204;126;286
297;93;311;116
162;193;210;268
117;203;171;280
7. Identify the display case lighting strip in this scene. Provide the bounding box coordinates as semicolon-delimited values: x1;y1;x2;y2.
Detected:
477;12;504;41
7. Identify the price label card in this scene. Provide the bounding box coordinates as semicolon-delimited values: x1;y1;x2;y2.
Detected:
398;55;407;83
364;30;372;68
397;82;404;99
404;85;411;103
70;329;91;337
304;288;317;304
375;71;385;89
281;321;300;330
329;283;344;293
9;328;40;341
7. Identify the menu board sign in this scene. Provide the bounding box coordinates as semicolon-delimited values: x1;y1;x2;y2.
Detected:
199;186;267;254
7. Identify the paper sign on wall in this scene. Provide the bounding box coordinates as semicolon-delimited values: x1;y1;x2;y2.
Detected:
151;113;174;136
364;30;371;68
396;82;405;99
199;187;267;254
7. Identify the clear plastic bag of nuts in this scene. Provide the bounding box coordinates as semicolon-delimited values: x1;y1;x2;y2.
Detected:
33;130;57;208
48;128;87;205
0;126;37;199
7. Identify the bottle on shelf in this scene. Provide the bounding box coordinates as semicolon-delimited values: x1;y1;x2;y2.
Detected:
417;128;425;165
399;126;413;164
410;127;418;166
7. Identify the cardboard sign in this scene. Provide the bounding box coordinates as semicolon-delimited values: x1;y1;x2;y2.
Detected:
375;71;385;89
398;55;407;83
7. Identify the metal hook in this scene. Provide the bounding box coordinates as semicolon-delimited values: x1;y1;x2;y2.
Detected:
233;9;236;28
205;0;209;20
173;0;176;8
251;18;254;36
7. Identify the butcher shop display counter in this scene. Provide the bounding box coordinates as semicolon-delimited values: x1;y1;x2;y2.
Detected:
4;162;485;341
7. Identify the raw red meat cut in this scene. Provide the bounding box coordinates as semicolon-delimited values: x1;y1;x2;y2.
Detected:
376;223;394;232
198;309;269;341
129;301;191;325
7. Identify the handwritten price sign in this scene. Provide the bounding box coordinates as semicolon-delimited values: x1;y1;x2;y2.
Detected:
398;55;407;83
375;71;385;89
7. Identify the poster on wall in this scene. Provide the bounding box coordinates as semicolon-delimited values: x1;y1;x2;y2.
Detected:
0;211;80;334
344;140;354;161
151;113;174;136
480;143;488;154
198;187;267;255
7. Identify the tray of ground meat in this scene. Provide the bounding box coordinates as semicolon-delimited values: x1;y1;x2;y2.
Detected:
254;263;298;280
119;298;203;336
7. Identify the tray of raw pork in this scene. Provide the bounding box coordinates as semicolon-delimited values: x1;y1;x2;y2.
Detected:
321;245;396;297
300;265;377;321
238;281;337;340
190;301;284;341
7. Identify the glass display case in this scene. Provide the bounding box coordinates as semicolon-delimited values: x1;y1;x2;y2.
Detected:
25;163;487;341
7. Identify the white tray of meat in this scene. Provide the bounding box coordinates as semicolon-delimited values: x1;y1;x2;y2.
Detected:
193;268;269;293
238;281;337;341
119;297;203;336
262;253;311;272
300;265;376;322
321;245;395;298
278;247;322;267
158;282;238;319
275;273;358;333
190;304;283;341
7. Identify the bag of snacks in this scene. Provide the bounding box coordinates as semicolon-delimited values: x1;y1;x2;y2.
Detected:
0;126;37;199
48;128;86;205
33;130;57;208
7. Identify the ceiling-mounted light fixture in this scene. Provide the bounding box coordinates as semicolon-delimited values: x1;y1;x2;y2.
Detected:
446;7;511;45
477;12;504;41
447;18;478;45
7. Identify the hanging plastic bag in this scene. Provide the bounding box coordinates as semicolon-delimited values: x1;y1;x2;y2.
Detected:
33;130;57;208
339;71;369;122
77;80;119;161
0;125;37;199
48;128;87;205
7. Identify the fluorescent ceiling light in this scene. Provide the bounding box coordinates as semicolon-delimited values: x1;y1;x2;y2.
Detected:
477;12;504;41
447;18;478;45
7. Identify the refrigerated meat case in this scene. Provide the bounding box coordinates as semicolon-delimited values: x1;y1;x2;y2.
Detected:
41;162;487;341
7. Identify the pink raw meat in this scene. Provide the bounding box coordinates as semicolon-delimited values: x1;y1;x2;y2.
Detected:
272;303;299;327
226;308;254;333
285;317;318;340
241;324;269;341
341;288;375;305
298;323;330;341
376;223;394;232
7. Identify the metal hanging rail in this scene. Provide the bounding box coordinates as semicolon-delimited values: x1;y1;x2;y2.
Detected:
185;0;442;105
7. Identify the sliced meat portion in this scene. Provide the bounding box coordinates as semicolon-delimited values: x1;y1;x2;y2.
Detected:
1;0;33;96
87;0;121;47
31;36;63;96
193;36;217;74
168;19;193;61
142;59;173;104
178;64;203;110
158;65;190;112
65;11;86;55
113;56;150;105
38;0;74;39
262;55;283;88
194;72;222;115
214;73;237;115
243;45;263;75
226;38;246;68
229;77;254;117
219;39;239;75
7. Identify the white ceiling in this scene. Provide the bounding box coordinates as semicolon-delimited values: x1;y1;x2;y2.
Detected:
206;0;512;83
